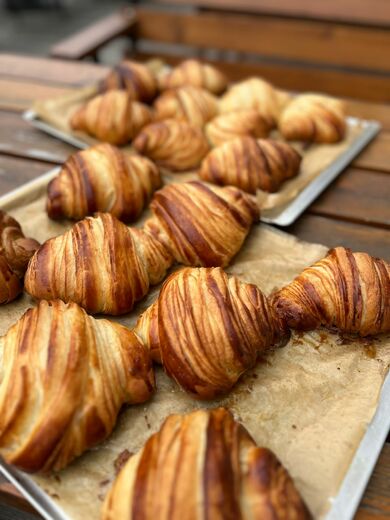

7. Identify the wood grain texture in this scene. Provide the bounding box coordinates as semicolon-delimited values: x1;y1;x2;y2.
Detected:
0;155;52;195
135;9;390;72
353;133;390;172
0;79;74;112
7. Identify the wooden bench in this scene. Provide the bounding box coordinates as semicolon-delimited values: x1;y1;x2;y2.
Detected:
49;2;390;101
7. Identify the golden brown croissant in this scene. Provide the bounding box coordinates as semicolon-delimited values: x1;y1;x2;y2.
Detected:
205;109;271;147
133;119;210;171
25;213;173;315
159;59;228;95
102;408;311;520
0;299;155;472
279;94;346;143
135;267;289;398
100;60;157;102
0;211;39;304
47;144;161;222
273;247;390;336
70;90;152;145
219;78;287;127
154;85;218;127
144;181;259;267
199;137;301;194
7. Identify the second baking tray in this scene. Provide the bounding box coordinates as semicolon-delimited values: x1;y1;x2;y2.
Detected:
23;109;381;227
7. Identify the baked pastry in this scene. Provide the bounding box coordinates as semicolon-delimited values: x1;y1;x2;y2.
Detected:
279;94;346;143
144;181;259;267
0;211;39;304
199;137;301;194
70;90;152;145
205;109;271;147
25;213;173;315
219;78;287;127
159;59;227;95
273;247;390;336
0;300;154;472
102;408;311;520
135;267;289;398
100;60;157;102
154;86;218;127
47;144;161;222
133;120;209;171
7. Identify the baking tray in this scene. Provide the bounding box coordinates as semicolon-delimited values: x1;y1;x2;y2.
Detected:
0;169;389;520
22;110;381;227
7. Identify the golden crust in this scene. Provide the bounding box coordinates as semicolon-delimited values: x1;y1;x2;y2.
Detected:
279;94;346;143
154;86;218;127
135;267;289;398
100;60;157;102
102;408;311;520
70;90;152;145
133;119;210;171
199;137;301;194
159;59;228;95
47;144;161;222
0;300;155;472
273;247;390;336
24;213;173;315
205;109;271;147
144;181;259;267
219;78;287;127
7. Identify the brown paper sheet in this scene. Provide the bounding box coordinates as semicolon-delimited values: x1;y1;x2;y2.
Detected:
32;88;365;216
1;182;389;519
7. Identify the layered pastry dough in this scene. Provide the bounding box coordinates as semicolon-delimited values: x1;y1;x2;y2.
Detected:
219;78;288;127
0;300;155;472
274;247;390;336
159;59;227;95
205;109;271;147
133;120;209;171
279;94;346;143
102;408;311;520
0;211;39;304
154;86;218;127
70;90;152;145
100;60;157;102
25;213;173;315
199;137;301;194
135;267;289;398
47;144;161;222
144;181;259;267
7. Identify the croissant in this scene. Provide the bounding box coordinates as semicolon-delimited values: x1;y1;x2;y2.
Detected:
154;86;218;127
205;109;271;147
102;408;311;520
199;137;301;194
0;211;39;303
144;181;259;267
279;94;346;143
70;90;152;145
135;267;289;398
133;120;209;171
47;144;161;222
273;247;390;336
24;213;173;315
100;60;157;102
219;78;287;128
159;59;228;95
0;300;154;472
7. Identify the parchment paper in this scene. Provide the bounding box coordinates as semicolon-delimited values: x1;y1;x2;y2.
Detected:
32;88;365;215
1;183;389;519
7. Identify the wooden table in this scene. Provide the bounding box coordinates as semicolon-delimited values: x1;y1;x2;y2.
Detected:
0;53;389;519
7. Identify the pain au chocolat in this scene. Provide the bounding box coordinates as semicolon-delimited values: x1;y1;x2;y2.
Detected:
102;408;311;520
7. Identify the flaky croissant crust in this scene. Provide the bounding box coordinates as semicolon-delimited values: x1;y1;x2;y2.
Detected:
0;300;155;472
273;247;390;336
47;144;161;222
159;59;228;95
135;267;289;398
102;408;311;520
100;60;157;102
